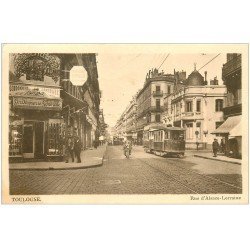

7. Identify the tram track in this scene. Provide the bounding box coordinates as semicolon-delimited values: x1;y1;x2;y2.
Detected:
136;158;199;194
136;156;242;194
160;156;242;190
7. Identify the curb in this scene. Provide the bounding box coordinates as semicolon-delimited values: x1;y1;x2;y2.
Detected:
10;146;107;171
9;161;103;171
194;155;241;165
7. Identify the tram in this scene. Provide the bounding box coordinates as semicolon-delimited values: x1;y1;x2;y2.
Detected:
143;124;186;157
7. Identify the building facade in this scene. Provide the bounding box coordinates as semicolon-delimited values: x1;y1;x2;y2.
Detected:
60;54;100;150
213;54;242;158
163;67;227;149
135;68;176;144
114;95;137;142
9;53;100;162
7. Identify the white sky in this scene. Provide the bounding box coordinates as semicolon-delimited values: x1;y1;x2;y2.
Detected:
97;53;227;127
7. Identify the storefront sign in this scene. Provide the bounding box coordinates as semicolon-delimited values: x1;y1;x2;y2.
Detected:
13;96;62;111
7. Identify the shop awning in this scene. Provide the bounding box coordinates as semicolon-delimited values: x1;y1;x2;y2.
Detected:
211;115;241;136
229;120;241;137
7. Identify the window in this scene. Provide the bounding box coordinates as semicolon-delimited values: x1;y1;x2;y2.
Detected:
196;100;201;112
176;102;181;115
156;86;161;92
165;131;168;139
156;99;161;109
215;99;223;112
186;123;193;139
186;101;193;112
167;85;171;94
155;114;161;122
9;124;23;156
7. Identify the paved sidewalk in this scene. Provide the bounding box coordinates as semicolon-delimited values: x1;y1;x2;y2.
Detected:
189;150;242;165
9;145;107;170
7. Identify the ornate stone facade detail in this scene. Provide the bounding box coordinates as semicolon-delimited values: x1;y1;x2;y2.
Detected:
14;53;60;82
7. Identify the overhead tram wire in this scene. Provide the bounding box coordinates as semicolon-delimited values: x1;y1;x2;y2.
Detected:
197;53;221;71
157;53;170;70
153;53;165;67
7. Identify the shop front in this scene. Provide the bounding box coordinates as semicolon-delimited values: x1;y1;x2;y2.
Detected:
9;89;64;162
211;115;242;159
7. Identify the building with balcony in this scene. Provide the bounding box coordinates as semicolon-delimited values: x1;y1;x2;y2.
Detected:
114;95;137;143
212;54;242;158
9;53;100;162
135;68;176;144
163;66;227;149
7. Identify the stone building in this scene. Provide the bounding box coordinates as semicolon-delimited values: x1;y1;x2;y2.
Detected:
212;54;242;158
9;53;100;162
163;66;227;149
135;68;176;144
114;95;137;142
60;54;100;150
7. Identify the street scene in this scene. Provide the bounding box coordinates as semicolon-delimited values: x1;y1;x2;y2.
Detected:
7;49;243;195
10;145;241;195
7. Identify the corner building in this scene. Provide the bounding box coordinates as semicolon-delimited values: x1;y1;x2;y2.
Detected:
136;69;176;144
163;67;227;149
9;53;100;162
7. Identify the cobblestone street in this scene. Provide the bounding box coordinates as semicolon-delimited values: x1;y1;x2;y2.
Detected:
9;146;242;195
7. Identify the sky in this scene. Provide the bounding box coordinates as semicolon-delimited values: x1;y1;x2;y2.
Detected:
97;53;227;127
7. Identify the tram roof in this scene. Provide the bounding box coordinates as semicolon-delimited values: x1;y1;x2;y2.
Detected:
144;124;185;131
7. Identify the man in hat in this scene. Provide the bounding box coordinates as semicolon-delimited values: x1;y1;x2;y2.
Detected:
212;138;220;157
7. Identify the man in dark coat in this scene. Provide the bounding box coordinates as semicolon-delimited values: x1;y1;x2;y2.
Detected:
212;138;220;157
74;135;82;163
64;136;74;163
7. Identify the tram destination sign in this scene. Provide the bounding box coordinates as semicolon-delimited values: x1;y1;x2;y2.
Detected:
12;96;62;111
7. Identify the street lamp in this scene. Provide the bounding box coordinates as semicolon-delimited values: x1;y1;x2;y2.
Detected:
195;130;199;151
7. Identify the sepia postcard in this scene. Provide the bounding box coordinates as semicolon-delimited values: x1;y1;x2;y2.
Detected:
1;44;248;204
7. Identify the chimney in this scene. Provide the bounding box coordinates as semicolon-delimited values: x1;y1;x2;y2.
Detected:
214;76;218;85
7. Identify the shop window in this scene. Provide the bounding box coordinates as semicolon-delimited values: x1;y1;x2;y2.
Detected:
9;124;23;156
47;122;64;156
215;99;223;112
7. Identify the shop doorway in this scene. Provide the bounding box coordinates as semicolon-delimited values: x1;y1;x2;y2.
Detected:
23;121;44;159
23;122;34;158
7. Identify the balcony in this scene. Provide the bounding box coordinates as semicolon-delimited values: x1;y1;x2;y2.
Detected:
152;90;163;97
222;54;241;79
173;111;203;121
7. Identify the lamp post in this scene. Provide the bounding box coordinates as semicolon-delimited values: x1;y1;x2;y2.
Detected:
195;130;199;151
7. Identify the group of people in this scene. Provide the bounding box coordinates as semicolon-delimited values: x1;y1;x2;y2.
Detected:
63;134;82;163
212;138;225;157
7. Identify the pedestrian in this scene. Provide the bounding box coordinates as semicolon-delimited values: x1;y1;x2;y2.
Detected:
94;139;98;149
65;135;74;163
220;138;225;153
212;138;219;157
74;135;82;163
